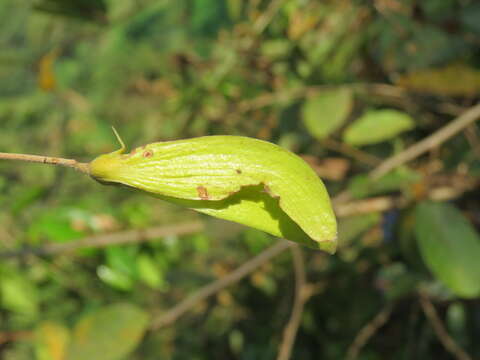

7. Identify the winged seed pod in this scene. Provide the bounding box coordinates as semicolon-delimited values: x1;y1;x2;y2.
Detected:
89;131;337;253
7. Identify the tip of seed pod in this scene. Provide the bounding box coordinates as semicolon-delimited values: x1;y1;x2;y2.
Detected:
89;153;123;183
318;238;337;254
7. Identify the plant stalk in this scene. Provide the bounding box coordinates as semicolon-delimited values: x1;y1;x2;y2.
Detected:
0;152;90;175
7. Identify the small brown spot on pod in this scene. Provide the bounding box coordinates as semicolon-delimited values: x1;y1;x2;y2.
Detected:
236;169;242;174
143;149;153;158
197;186;209;200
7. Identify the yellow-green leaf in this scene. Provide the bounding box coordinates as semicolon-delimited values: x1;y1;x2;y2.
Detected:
66;303;148;360
396;63;480;97
89;135;337;253
35;322;70;360
343;109;415;146
414;202;480;298
302;88;353;140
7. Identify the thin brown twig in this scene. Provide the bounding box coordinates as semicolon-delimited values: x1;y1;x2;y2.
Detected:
150;240;292;330
345;304;394;360
236;83;408;114
0;152;89;174
0;221;203;259
334;196;404;217
418;292;472;360
276;245;310;360
322;138;382;167
370;102;480;179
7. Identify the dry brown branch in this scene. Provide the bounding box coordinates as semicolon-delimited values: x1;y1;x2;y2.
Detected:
418;293;472;360
0;152;89;174
333;173;477;216
345;304;394;360
276;245;311;360
370;102;480;179
0;221;203;259
150;240;292;330
334;196;405;217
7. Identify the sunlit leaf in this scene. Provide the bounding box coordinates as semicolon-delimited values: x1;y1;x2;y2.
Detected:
415;202;480;298
137;253;166;289
343;109;415;146
302;88;353;140
96;265;134;291
105;246;138;278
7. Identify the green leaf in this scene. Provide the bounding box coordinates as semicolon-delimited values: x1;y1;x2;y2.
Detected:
0;269;38;316
137;253;166;289
105;246;138;278
343;109;415;146
96;265;134;291
414;202;480;298
89;135;338;253
226;0;243;20
66;303;148;360
302;88;353;140
28;211;84;244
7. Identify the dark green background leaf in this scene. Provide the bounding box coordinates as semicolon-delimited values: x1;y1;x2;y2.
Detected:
415;202;480;298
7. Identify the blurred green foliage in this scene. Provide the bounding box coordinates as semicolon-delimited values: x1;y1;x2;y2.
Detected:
1;0;480;359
